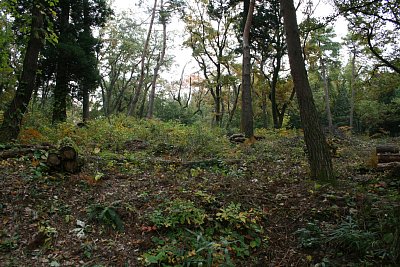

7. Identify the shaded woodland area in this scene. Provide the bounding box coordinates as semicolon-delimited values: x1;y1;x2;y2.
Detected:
0;0;400;266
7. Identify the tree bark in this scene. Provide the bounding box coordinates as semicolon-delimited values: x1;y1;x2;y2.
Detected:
127;0;157;116
280;0;334;181
0;2;44;143
52;0;71;124
241;0;255;138
147;0;167;119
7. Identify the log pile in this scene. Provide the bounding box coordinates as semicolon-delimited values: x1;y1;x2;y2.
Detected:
47;145;83;173
375;144;400;171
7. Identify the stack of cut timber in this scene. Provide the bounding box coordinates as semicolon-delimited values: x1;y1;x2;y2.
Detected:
229;134;246;143
376;144;400;170
47;145;83;173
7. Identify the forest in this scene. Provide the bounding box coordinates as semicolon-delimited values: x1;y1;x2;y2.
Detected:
0;0;399;266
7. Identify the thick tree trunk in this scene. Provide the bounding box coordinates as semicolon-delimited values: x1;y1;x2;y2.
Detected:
52;0;71;124
241;0;255;138
0;2;44;143
280;0;334;181
127;0;157;116
147;0;167;119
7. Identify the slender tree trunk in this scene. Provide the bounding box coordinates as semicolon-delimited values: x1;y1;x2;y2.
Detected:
0;2;44;143
277;86;296;127
127;0;157;116
280;0;334;181
261;84;268;128
320;57;333;133
228;84;240;127
271;52;282;129
147;0;166;119
241;0;255;138
349;49;356;129
52;0;70;124
82;85;90;122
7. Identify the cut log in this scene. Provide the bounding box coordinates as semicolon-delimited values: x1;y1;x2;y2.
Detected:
377;162;400;171
229;134;246;143
59;146;77;160
377;154;400;164
376;145;399;154
46;152;61;167
63;160;80;173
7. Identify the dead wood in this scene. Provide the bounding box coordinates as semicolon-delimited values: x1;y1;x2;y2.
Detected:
376;145;399;154
377;154;400;164
0;145;54;160
60;146;77;160
377;162;400;171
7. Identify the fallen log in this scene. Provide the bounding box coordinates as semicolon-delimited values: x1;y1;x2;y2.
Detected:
153;158;242;168
377;162;400;171
376;145;399;154
377;154;400;164
0;145;54;160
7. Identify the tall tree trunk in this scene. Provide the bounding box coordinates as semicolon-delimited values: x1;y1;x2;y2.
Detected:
147;0;167;119
52;0;70;124
241;0;255;138
349;49;356;129
271;51;282;129
0;2;44;143
320;57;333;133
82;0;91;122
280;0;334;181
127;0;157;116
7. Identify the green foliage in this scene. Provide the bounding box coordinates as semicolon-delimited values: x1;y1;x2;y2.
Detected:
87;203;124;231
327;216;377;254
143;200;266;266
149;199;206;228
0;235;19;252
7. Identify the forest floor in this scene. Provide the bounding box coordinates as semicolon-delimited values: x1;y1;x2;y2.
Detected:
0;121;399;266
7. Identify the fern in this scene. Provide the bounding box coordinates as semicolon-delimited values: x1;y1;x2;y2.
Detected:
88;204;124;231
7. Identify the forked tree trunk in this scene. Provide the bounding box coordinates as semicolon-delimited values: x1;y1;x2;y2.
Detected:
0;2;44;143
147;0;167;119
127;0;157;116
280;0;334;181
241;0;255;138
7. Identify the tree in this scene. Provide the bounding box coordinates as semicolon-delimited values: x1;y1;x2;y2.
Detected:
52;0;71;124
147;0;167;119
127;0;158;116
241;0;255;138
280;0;334;181
0;0;48;142
335;0;400;74
183;0;236;126
98;15;143;116
303;21;340;133
51;0;111;124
